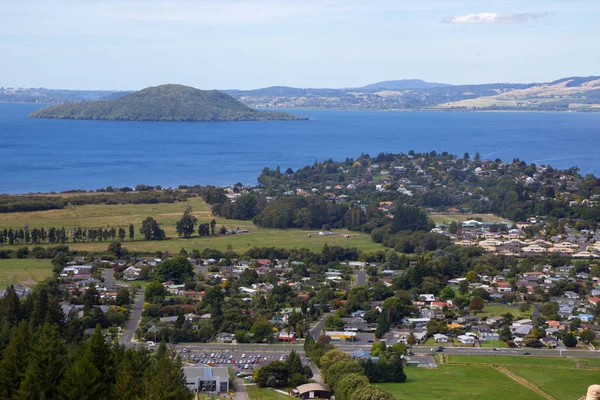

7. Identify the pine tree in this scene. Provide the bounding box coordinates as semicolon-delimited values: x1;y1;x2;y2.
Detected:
16;323;67;399
0;285;22;325
145;343;192;400
113;348;151;399
0;323;30;398
58;352;104;400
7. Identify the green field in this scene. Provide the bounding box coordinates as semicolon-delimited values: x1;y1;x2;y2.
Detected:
478;304;532;319
447;355;578;367
377;364;545;400
428;213;507;224
0;197;381;254
508;366;599;400
0;258;53;288
246;385;291;400
480;340;509;349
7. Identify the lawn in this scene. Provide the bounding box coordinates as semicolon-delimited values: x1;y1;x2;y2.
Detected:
377;364;545;400
428;213;507;224
479;340;509;349
447;355;578;368
0;197;381;254
246;386;291;400
508;366;599;400
0;258;53;288
478;304;531;319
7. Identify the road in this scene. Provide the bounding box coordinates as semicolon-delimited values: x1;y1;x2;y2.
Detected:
233;378;248;400
356;270;366;286
101;268;116;288
310;312;331;340
121;287;145;345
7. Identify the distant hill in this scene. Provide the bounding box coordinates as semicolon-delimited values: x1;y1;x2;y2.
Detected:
29;84;305;122
361;79;451;90
227;76;600;112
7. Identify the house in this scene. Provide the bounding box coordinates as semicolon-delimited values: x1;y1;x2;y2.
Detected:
350;349;379;362
577;314;595;323
540;336;559;348
589;296;600;307
184;367;229;393
296;383;332;400
123;266;141;280
457;335;475;345
433;334;449;343
419;294;436;302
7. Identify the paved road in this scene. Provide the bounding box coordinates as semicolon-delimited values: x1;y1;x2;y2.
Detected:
310;312;331;340
356;270;366;286
121;287;145;345
531;303;541;320
102;268;116;287
232;379;248;400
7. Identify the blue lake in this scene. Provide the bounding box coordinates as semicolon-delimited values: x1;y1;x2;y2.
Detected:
1;103;599;193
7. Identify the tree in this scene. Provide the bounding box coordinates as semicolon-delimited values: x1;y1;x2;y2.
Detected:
580;329;596;343
391;204;431;233
0;323;30;397
116;288;131;307
440;286;455;300
254;361;289;388
334;373;369;400
540;302;559;318
113;348;151;399
458;280;469;296
128;224;135;240
519;302;531;314
153;256;194;284
251;317;274;343
145;281;168;303
57;352;104;400
175;206;197;238
107;241;127;258
144;343;192;399
469;296;485;314
448;221;459;234
563;332;577;348
140;217;166;240
352;385;395;400
324;360;363;388
320;349;352;373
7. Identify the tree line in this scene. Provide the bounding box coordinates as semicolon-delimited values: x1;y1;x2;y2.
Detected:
0;225;136;246
0;190;187;214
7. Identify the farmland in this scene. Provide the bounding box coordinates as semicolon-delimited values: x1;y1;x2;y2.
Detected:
0;197;381;254
0;258;53;287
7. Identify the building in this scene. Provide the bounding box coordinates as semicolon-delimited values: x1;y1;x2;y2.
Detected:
184;367;229;393
325;331;357;341
296;383;332;400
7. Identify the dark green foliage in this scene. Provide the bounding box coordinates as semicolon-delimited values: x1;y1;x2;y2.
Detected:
176;206;197;238
30;84;305;122
153;256;194;284
140;217;166;240
360;356;406;383
254;196;344;229
145;281;168;303
391;204;432;233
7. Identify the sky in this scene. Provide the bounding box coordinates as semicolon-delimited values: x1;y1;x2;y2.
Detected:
1;0;599;90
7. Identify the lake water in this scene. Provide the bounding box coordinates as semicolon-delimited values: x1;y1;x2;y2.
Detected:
1;103;599;193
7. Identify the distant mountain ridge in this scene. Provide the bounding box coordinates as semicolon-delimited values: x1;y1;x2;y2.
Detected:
6;76;600;112
361;79;451;90
29;84;305;122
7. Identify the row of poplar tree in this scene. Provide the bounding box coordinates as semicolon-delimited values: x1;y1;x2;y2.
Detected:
0;225;136;246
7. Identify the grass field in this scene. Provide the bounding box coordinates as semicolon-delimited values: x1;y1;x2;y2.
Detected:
246;386;291;400
0;258;53;288
428;213;507;224
0;197;381;254
447;355;579;367
478;304;531;319
480;340;509;348
508;366;600;400
377;364;545;400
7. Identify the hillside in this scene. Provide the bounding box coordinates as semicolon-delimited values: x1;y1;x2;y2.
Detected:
228;76;600;111
29;84;305;122
361;79;451;90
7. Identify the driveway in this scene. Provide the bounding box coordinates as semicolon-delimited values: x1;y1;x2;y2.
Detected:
233;379;248;400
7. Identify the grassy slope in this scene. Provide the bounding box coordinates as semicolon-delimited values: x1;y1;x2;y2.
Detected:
0;197;381;254
377;364;545;400
0;259;53;288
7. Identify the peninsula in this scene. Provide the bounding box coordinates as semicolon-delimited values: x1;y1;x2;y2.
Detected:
29;84;306;122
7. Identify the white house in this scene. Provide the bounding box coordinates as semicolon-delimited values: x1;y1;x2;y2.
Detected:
433;334;449;343
457;335;475;345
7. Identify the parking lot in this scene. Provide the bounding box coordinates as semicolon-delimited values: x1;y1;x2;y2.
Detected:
177;349;312;374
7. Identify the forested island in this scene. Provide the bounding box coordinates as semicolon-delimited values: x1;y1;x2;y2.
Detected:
28;84;306;122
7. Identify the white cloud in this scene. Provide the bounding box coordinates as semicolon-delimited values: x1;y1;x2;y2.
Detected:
443;12;550;24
